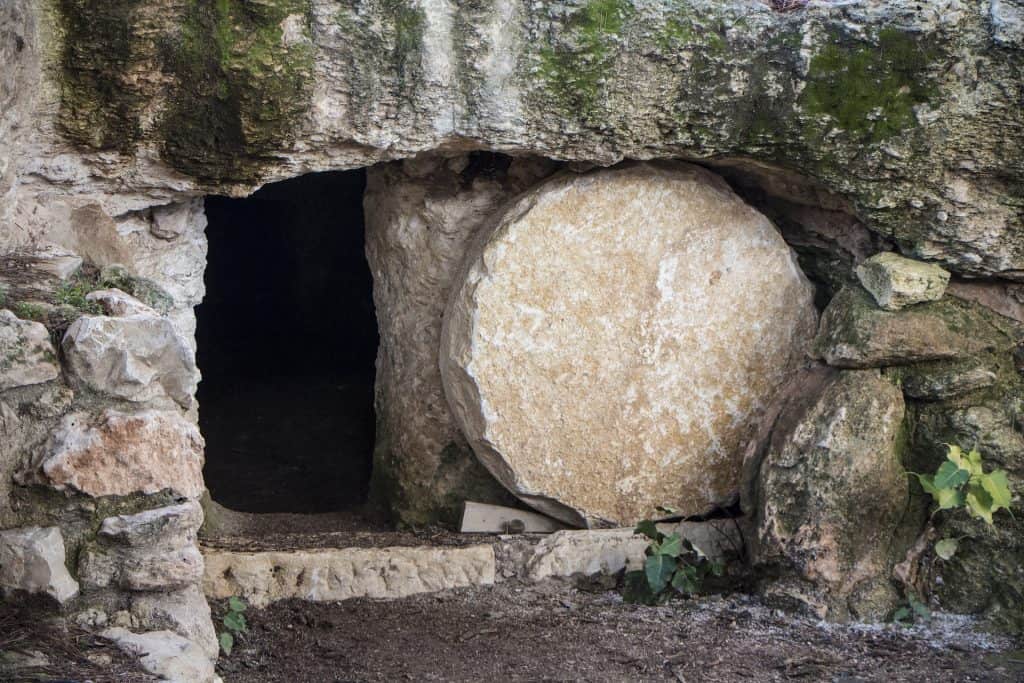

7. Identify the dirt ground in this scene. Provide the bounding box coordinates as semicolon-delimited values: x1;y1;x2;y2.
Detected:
214;582;1023;683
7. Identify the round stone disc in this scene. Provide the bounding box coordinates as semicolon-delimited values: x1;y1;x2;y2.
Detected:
440;163;817;527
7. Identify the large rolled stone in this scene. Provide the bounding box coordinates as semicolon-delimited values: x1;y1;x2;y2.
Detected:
39;409;205;498
0;309;59;391
440;163;818;527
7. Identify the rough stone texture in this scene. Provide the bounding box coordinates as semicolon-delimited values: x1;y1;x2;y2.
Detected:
3;1;1021;283
899;361;999;401
62;312;199;409
0;309;59;391
85;288;158;318
750;368;908;621
0;526;78;603
203;544;496;608
130;585;218;660
526;522;741;582
79;542;204;592
855;252;951;311
98;501;204;547
37;410;205;499
102;628;217;683
813;286;1020;368
364;155;556;524
441;163;817;527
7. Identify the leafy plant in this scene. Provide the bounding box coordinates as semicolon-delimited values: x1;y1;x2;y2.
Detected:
622;520;723;605
218;596;248;657
910;444;1014;559
53;279;103;314
892;593;931;625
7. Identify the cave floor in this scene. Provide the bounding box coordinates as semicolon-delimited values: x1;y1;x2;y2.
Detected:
212;582;1023;683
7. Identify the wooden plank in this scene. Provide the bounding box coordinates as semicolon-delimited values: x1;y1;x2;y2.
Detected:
460;501;568;534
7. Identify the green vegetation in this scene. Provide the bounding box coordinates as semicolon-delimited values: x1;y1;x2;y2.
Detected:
54;279;104;315
801;28;939;143
621;519;723;605
218;596;248;656
537;0;634;119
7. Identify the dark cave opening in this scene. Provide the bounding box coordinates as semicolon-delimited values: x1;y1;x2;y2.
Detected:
197;169;378;514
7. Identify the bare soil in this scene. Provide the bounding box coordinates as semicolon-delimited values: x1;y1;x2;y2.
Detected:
214;582;1023;683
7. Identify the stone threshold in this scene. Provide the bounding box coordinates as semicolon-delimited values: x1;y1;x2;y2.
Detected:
201;520;744;608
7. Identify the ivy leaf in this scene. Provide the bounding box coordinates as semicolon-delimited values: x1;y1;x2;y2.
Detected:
223;611;247;633
966;448;984;477
965;485;995;525
935;487;965;510
645;554;676;594
934;537;958;560
228;596;247;613
634;520;660;541
981;470;1012;514
658;534;683;558
671;565;699;594
219;632;234;657
934;461;970;490
946;443;964;466
914;473;938;495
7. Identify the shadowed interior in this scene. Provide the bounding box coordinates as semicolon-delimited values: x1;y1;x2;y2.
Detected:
197;170;378;513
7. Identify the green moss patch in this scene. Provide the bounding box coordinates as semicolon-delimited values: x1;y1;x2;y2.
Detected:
801;28;941;143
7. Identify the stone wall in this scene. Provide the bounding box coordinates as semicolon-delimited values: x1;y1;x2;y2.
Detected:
0;1;1022;669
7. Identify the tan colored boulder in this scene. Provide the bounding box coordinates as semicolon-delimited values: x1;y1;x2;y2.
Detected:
0;526;79;604
440;163;818;527
0;309;59;391
855;252;950;311
749;368;908;621
39;409;204;498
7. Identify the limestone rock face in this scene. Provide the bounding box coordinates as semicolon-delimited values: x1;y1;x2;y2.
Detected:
85;289;158;318
441;164;818;527
750;368;908;620
39;410;205;499
0;526;79;604
813;286;1019;368
130;585;218;660
62;313;198;409
0;310;59;391
102;628;217;682
363;156;556;525
855;252;950;311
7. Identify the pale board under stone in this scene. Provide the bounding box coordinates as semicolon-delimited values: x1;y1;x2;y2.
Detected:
440;162;818;527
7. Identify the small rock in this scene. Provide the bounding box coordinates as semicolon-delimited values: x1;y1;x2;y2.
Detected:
99;501;203;546
899;362;998;400
131;585;218;659
0;526;79;604
150;200;200;241
102;628;217;682
39;409;205;499
855;252;950;311
85;288;157;317
62;311;198;409
79;542;204;592
0;309;59;391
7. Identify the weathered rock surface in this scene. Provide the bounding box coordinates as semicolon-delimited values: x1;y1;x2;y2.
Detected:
526;522;740;582
62;313;198;409
0;526;78;603
102;628;217;682
856;252;950;311
85;288;158;318
130;585;218;660
813;286;1018;368
750;368;908;620
79;543;204;592
0;310;59;391
441;163;817;527
38;410;205;499
899;361;999;401
98;501;203;547
364;155;555;524
203;545;496;608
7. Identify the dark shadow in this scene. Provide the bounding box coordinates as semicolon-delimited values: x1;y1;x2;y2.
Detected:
197;170;378;514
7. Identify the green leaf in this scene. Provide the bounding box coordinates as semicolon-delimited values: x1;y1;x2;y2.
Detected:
934;461;970;490
966;448;984;477
892;606;911;624
934;537;958;560
645;554;676;594
634;520;660;541
935;487;965;511
658;534;683;558
219;632;234;657
966;485;995;524
671;565;699;594
223;611;247;633
914;473;938;495
227;596;247;613
981;470;1012;514
909;595;931;621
